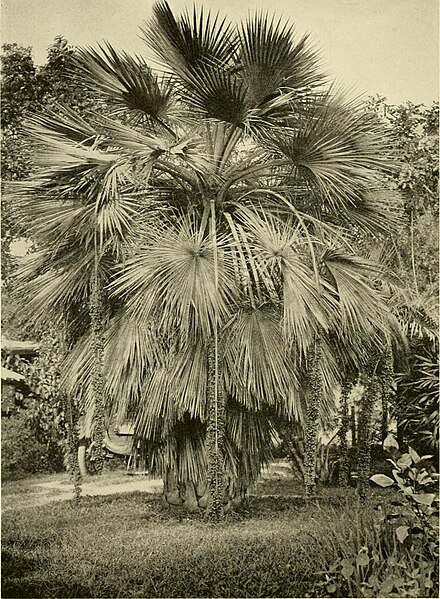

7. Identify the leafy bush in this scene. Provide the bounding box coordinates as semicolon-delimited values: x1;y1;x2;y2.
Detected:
1;337;71;481
396;345;439;458
310;435;439;597
1;412;63;480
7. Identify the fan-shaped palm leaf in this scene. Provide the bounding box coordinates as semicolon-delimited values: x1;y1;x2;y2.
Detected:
75;43;177;126
223;305;299;417
260;95;396;228
112;214;238;339
238;13;323;106
143;1;237;78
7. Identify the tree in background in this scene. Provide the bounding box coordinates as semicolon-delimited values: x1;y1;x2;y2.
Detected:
384;99;439;456
1;38;93;483
368;97;439;298
1;36;94;309
351;98;439;475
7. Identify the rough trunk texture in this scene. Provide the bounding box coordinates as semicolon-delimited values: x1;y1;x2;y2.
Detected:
304;338;322;498
380;345;394;443
350;405;357;447
357;373;380;501
205;341;227;520
65;395;82;500
89;278;106;475
160;473;237;513
338;382;351;487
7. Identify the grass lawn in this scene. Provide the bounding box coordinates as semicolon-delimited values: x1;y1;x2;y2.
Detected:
2;468;394;598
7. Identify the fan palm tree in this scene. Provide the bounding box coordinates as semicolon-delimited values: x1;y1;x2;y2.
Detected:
11;1;403;519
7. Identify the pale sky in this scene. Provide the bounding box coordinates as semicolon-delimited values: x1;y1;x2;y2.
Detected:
1;0;438;105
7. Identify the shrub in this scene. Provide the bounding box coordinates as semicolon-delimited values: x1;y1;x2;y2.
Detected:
1;412;63;480
310;434;439;597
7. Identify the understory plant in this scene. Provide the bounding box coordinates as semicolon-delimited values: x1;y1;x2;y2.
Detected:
311;434;439;598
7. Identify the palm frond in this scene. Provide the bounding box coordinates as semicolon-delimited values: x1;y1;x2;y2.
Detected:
13;183;146;261
317;336;340;428
225;399;278;492
238;12;323;106
111;214;238;339
75;42;177;126
24;113;131;205
170;340;207;421
14;250;112;327
223;305;299;417
231;205;332;355
345;188;403;236
143;1;237;77
259;94;397;224
179;61;251;125
321;248;404;353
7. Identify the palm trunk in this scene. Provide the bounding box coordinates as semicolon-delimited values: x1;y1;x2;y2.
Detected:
381;391;389;444
205;341;226;520
380;345;394;443
350;404;357;448
203;197;227;521
90;276;106;475
357;371;379;501
65;394;82;500
338;382;351;487
410;208;419;294
304;336;322;498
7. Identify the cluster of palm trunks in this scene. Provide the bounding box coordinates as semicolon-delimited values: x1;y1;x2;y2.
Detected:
9;0;404;519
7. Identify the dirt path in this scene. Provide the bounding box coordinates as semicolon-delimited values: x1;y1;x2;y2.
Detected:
2;472;163;511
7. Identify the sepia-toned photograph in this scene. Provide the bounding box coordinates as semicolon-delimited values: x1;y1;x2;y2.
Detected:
1;1;438;597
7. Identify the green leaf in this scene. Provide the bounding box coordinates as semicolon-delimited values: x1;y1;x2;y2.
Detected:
341;558;354;580
356;552;369;567
408;446;421;463
383;433;399;453
414;493;435;506
416;471;433;485
397;453;413;469
370;474;395;487
420;454;434;461
395;525;409;543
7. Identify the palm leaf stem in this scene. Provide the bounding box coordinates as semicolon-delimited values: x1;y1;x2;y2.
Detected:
154;160;201;188
217;127;242;171
234;222;264;305
245;188;321;282
223;212;257;308
219;159;292;201
232;191;353;249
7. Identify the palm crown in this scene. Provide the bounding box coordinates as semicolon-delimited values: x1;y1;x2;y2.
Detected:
12;1;403;515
